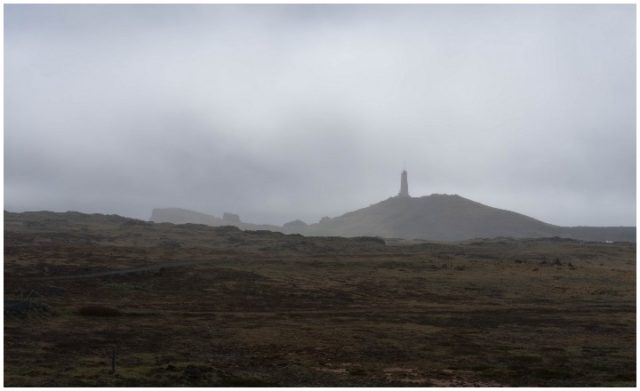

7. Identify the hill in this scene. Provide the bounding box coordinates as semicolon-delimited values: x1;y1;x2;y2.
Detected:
304;194;635;242
150;195;635;242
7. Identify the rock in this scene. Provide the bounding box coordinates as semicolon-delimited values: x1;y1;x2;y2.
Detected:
223;213;241;224
283;219;308;234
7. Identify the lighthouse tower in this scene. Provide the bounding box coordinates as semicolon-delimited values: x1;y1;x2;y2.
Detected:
398;170;410;198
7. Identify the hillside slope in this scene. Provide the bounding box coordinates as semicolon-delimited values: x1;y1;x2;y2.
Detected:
303;194;635;242
149;195;635;242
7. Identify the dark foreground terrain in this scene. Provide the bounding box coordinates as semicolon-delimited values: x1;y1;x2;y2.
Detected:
4;211;636;386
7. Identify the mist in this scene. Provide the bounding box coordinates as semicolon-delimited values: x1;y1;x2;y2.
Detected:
4;4;636;226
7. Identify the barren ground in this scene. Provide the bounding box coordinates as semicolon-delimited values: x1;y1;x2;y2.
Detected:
4;211;636;386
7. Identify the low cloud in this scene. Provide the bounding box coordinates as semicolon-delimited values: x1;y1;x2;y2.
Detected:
5;4;636;226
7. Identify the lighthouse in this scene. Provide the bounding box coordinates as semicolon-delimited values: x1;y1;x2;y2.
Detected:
398;170;410;198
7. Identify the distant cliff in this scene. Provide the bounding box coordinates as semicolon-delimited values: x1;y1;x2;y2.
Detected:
151;208;225;226
150;208;282;232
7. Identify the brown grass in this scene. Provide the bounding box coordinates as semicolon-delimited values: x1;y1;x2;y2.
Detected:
4;211;635;387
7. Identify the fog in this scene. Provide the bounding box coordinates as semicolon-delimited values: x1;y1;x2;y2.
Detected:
5;5;636;226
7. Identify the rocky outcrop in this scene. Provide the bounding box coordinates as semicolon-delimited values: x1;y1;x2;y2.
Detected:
151;208;224;226
223;213;241;224
282;219;308;234
150;208;281;232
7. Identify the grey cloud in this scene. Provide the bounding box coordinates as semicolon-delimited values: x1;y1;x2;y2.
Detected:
4;5;635;226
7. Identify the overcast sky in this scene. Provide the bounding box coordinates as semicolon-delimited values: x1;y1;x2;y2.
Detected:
5;4;636;226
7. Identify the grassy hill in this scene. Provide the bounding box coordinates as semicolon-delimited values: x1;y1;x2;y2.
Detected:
304;194;635;242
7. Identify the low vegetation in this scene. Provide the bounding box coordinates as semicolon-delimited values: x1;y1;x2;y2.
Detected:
4;211;635;386
77;305;123;317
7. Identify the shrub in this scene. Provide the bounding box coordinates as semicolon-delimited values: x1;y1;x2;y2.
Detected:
348;367;367;376
5;300;49;317
352;236;386;245
77;305;122;317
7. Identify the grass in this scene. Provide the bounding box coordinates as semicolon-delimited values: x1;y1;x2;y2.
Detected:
4;211;635;386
